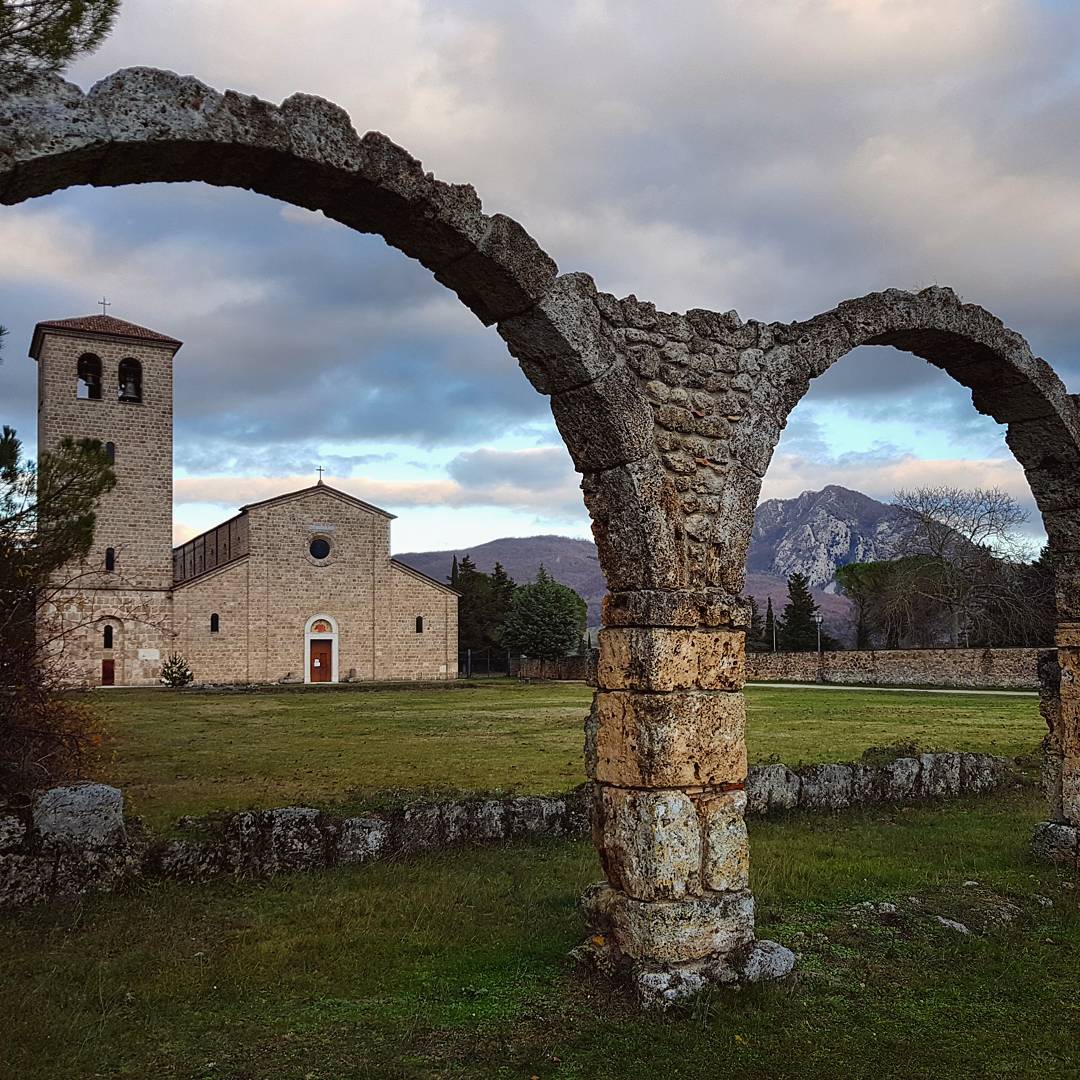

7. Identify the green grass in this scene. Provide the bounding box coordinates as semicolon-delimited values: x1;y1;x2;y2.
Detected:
90;682;1045;828
4;790;1078;1079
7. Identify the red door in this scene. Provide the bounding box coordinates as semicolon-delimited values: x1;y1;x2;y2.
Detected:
309;640;332;683
101;659;115;686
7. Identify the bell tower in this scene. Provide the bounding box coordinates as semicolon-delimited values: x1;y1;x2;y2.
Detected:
29;313;182;686
30;313;182;591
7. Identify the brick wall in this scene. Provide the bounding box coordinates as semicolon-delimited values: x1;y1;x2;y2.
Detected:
747;647;1044;689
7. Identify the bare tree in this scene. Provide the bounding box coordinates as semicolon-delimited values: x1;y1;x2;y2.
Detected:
893;485;1032;647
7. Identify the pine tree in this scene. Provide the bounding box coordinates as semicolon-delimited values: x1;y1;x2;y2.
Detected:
449;555;459;587
160;653;194;688
747;596;764;648
777;572;820;652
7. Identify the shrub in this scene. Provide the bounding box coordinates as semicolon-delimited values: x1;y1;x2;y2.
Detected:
160;653;194;688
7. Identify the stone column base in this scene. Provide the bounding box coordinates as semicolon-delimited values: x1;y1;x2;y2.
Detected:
574;880;795;1008
572;932;795;1009
1032;821;1080;868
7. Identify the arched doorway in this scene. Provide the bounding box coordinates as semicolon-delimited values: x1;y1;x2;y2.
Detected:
5;68;1079;1004
304;614;339;684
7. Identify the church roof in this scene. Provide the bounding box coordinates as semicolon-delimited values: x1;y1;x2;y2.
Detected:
29;314;182;358
239;482;396;520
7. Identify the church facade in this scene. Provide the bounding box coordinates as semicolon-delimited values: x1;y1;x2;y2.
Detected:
31;314;457;687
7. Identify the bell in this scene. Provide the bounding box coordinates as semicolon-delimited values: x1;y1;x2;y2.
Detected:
121;379;138;400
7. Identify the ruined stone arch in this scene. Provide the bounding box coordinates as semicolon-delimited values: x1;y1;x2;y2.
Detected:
4;68;1079;1006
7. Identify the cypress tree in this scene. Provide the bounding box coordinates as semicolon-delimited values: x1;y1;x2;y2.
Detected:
777;572;820;652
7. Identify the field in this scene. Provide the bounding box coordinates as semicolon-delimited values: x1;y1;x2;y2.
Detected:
4;682;1069;1078
4;790;1078;1079
89;681;1045;828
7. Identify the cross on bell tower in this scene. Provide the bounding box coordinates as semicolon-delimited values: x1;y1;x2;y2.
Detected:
316;466;325;484
98;297;111;316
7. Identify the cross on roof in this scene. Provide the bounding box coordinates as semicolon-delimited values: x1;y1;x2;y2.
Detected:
316;466;325;484
98;296;111;316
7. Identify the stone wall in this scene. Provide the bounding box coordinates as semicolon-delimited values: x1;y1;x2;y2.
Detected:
747;647;1044;690
2;756;1024;909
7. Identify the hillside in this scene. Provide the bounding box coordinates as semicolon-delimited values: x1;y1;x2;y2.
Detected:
395;483;910;638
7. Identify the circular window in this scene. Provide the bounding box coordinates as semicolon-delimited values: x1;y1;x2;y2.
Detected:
309;537;331;560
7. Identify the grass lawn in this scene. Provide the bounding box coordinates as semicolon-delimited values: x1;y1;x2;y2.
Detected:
90;682;1045;828
4;789;1078;1079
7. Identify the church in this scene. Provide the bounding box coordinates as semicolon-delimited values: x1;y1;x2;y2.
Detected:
30;313;458;687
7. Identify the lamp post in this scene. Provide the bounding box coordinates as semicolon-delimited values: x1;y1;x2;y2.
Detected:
812;611;823;654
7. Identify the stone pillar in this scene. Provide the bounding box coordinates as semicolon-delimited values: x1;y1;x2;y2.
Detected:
577;590;794;1006
1032;629;1080;869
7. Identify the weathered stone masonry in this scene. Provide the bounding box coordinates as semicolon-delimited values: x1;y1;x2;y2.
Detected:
3;66;1079;1004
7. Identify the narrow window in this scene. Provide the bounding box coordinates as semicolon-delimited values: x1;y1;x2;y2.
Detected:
103;625;113;649
105;547;115;573
118;358;142;403
105;441;115;464
415;615;424;634
77;354;102;400
210;613;220;633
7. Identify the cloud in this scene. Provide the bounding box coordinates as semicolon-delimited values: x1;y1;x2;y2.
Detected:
173;446;585;522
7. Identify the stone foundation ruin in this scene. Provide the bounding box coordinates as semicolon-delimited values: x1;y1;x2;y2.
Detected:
2;66;1079;1005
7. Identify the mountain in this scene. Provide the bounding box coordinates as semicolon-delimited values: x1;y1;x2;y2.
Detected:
395;486;910;638
749;484;910;590
395;535;607;627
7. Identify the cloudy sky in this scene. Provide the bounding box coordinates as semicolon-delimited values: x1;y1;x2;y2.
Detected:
3;0;1079;552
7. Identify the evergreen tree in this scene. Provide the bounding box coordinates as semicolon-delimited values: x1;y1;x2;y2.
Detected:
489;561;516;631
0;0;121;76
498;565;587;659
763;597;776;651
449;555;459;588
746;595;766;652
455;555;496;651
160;653;194;688
777;572;825;652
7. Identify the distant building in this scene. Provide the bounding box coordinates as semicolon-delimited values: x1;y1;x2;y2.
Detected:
30;313;457;687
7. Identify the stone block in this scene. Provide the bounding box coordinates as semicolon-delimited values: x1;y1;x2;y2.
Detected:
745;764;800;813
336;815;389;864
549;361;653;472
581;880;619;933
1063;765;1080;826
610;889;756;964
882;757;920;801
798;764;852;811
739;939;797;982
850;763;879;804
1031;821;1079;866
581;456;685;592
960;753;1006;796
473;800;508;840
919;753;962;798
0;853;52;908
588;690;746;788
602;589;753;630
597;627;744;692
0;815;26;851
592;786;702;900
700;790;749;892
262;807;330;873
1042;753;1065;821
33;783;125;848
498;271;609;394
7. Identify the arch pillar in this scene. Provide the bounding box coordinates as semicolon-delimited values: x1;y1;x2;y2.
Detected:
577;588;786;1003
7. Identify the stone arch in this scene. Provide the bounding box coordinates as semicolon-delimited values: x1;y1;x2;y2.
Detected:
6;69;1080;1005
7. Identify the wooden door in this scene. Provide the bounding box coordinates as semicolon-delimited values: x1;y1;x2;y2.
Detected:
101;659;115;686
309;640;332;682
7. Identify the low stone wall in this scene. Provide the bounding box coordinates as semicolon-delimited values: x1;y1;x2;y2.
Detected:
747;647;1044;689
1;755;1027;908
520;656;591;681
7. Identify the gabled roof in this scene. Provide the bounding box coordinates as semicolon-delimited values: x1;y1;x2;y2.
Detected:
239;482;396;520
29;314;183;359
